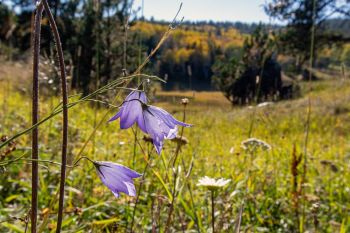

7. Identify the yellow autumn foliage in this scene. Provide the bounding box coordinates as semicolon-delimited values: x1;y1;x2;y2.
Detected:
132;21;246;63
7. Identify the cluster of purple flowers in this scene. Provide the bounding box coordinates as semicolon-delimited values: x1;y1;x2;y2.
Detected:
92;90;191;198
109;90;191;154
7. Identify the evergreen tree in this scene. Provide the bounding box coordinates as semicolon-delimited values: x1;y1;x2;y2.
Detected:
265;0;350;70
213;26;283;105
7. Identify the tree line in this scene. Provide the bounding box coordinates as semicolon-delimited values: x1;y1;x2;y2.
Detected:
0;0;350;104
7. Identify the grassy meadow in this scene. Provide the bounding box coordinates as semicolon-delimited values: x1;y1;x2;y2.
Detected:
0;62;350;232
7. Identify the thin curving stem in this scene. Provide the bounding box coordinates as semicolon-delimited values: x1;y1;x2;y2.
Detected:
42;1;69;232
31;2;43;233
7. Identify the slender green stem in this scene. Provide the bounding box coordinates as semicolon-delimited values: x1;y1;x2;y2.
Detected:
247;55;268;137
10;159;73;167
122;0;133;72
73;156;95;166
128;127;153;231
211;190;215;233
234;204;243;233
165;102;187;232
92;0;101;157
0;152;28;166
188;182;202;232
133;3;183;75
31;3;43;233
165;169;178;233
132;127;138;169
301;0;317;231
172;103;187;167
130;152;152;232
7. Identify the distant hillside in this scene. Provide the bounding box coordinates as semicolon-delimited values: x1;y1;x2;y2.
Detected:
131;19;350;91
133;21;247;90
145;19;281;34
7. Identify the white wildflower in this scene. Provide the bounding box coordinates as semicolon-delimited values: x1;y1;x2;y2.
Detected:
241;138;271;151
197;176;231;190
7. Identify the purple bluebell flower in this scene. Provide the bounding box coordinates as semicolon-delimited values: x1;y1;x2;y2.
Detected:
109;90;192;154
93;161;142;198
141;105;191;154
109;90;147;129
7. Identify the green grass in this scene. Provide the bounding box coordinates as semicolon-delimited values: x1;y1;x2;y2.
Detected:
0;77;349;232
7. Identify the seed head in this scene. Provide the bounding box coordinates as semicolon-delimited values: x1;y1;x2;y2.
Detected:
181;98;189;105
241;138;271;152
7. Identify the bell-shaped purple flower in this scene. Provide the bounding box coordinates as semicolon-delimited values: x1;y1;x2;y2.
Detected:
109;90;192;154
93;161;142;198
109;90;147;129
142;105;191;154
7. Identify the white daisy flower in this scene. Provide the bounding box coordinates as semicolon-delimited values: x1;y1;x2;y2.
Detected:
197;176;231;190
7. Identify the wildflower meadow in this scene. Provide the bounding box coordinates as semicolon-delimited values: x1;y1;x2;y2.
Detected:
1;0;350;233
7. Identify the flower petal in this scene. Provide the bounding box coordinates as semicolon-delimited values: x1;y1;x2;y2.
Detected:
101;162;142;178
109;90;147;127
94;161;141;198
166;127;178;139
124;181;137;196
120;100;143;129
137;91;148;104
137;114;147;133
108;107;123;122
143;110;166;154
148;105;192;128
112;191;120;198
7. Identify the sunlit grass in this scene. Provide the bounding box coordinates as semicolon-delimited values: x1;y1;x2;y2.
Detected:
0;77;349;232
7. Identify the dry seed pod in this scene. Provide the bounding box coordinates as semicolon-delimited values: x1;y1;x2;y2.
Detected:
171;135;189;146
320;160;339;173
1;135;8;142
142;135;153;144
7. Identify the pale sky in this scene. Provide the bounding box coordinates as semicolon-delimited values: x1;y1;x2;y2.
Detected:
132;0;271;23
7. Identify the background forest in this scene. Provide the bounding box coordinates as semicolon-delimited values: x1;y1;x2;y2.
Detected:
1;0;349;94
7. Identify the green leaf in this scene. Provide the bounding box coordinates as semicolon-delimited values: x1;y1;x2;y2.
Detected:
1;222;24;233
152;169;173;201
92;217;120;226
179;196;194;219
5;194;21;203
340;217;347;233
